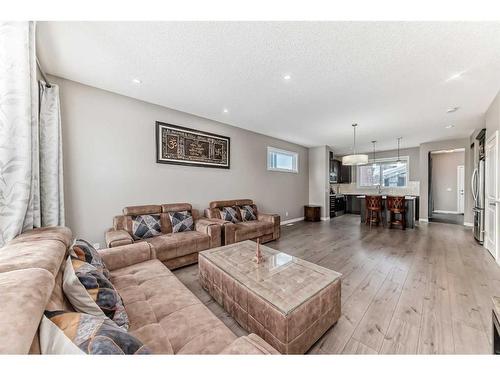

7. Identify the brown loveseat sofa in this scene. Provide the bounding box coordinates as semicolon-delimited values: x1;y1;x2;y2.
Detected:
205;199;280;245
106;203;221;269
0;226;278;354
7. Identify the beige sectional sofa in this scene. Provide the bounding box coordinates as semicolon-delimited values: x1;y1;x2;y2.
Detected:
106;203;221;269
0;226;278;354
205;199;280;245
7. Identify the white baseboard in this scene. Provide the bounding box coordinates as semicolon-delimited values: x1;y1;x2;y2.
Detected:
433;210;460;214
321;216;330;221
281;217;304;225
419;218;428;222
463;222;473;227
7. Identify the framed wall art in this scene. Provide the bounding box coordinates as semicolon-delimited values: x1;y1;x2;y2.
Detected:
155;121;230;169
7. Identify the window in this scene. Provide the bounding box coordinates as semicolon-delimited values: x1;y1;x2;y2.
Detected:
357;157;408;188
267;147;298;173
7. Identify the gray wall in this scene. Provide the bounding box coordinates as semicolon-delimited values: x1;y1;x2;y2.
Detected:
486;91;500;140
53;76;309;244
430;151;465;212
419;138;471;222
308;146;330;218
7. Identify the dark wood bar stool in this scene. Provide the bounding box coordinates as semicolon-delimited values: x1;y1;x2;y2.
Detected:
387;196;406;230
365;195;382;228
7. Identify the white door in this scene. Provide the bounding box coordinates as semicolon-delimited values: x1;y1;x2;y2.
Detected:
485;131;499;260
457;165;465;214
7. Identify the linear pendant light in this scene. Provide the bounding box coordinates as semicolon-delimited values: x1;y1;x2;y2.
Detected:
342;123;368;165
372;140;377;164
396;137;402;162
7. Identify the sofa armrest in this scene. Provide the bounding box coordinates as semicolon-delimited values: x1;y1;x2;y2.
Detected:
201;217;230;225
99;242;155;271
105;229;133;248
195;219;222;248
257;213;279;223
219;334;280;354
257;213;281;240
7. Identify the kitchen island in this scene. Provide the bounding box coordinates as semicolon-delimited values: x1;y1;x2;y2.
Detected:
347;195;419;228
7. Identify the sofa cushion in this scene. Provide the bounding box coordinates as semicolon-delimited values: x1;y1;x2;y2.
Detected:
0;268;55;354
220;206;242;223
168;210;194;233
142;232;210;262
0;239;67;277
40;311;151;354
70;239;110;279
8;226;73;247
63;256;129;330
109;259;236;354
131;214;162;240
239;205;257;221
234;221;274;242
209;199;253;209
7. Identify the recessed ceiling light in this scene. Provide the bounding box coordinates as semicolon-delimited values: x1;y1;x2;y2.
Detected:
447;106;460;113
223;108;229;113
446;72;464;81
132;78;142;84
283;74;291;80
445;124;455;129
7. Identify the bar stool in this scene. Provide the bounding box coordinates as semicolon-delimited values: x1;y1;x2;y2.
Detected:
387;196;406;230
365;195;382;228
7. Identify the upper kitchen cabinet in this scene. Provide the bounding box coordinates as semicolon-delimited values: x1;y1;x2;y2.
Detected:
329;152;339;183
339;163;351;183
329;152;351;183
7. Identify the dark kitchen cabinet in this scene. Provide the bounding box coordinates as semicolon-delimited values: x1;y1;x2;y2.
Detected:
329;153;339;183
339;164;351;183
330;153;351;183
346;195;361;214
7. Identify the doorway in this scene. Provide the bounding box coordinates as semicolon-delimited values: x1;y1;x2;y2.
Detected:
428;148;465;225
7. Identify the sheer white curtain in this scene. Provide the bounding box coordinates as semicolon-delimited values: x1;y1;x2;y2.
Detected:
39;81;65;227
0;21;64;247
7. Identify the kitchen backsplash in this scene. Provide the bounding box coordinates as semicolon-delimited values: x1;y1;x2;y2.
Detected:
333;180;420;196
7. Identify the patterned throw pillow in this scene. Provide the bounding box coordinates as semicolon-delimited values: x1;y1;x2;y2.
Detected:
40;311;151;354
63;256;129;330
70;239;110;279
131;214;161;240
220;206;241;223
239;205;257;221
168;210;194;233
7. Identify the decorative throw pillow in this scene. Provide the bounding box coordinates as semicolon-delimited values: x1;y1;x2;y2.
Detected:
70;239;110;279
239;205;257;221
131;214;161;240
220;206;242;223
40;311;151;354
168;210;194;233
63;256;129;330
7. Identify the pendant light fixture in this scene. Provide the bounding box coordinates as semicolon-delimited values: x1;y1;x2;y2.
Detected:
396;137;402;163
342;123;368;166
371;140;377;165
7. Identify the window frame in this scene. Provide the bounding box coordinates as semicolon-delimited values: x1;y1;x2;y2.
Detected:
357;156;409;189
267;146;299;174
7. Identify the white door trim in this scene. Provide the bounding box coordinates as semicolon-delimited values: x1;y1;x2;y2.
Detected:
485;130;499;263
457;165;465;214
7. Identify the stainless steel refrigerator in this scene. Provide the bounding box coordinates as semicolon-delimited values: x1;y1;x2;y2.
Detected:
472;159;485;243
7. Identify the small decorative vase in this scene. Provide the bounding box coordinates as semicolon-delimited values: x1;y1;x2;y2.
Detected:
253;238;264;264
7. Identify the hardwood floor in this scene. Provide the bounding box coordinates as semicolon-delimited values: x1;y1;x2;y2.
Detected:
173;214;499;354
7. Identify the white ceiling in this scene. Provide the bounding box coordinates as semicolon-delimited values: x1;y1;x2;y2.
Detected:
37;21;500;152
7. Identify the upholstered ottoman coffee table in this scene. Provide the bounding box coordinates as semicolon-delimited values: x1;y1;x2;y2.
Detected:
199;240;341;354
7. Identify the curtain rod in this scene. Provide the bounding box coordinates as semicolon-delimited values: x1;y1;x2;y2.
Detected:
36;57;52;88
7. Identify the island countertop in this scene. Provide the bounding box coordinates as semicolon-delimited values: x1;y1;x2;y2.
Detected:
355;195;417;200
